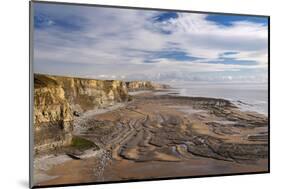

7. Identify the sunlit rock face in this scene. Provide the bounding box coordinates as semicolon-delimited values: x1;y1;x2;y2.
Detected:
55;76;129;111
126;81;170;91
33;74;129;152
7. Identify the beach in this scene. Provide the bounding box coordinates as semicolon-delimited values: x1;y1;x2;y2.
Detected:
34;89;268;186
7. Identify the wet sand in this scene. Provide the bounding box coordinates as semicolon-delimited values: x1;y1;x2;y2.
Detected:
34;91;268;186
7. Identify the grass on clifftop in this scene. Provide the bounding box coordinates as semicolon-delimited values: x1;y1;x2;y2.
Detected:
71;136;99;151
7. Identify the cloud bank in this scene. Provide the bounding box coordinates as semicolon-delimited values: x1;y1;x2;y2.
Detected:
33;3;268;83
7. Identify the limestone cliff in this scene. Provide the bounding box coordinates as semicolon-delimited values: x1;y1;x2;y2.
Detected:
34;75;73;152
34;74;129;152
126;81;170;91
47;75;129;111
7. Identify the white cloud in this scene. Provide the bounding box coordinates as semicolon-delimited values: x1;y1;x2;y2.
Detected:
33;4;268;82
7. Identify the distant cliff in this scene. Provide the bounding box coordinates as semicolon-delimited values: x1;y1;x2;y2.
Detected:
33;74;167;152
126;81;170;91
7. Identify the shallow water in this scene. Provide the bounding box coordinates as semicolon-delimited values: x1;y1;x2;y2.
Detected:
166;82;268;116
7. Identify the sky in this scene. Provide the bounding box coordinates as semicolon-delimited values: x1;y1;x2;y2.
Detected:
33;3;268;83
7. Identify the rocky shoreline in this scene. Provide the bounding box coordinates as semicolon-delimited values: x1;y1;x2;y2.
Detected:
33;88;268;186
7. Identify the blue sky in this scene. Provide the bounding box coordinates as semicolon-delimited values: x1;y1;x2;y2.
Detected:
33;3;268;83
206;14;268;26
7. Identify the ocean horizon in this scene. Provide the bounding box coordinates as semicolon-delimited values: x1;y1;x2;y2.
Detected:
166;81;268;116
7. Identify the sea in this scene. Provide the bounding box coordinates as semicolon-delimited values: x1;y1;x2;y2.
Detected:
166;82;268;116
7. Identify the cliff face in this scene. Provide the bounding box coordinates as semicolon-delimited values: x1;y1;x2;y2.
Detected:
33;74;129;152
46;76;129;112
34;75;73;152
126;81;170;91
